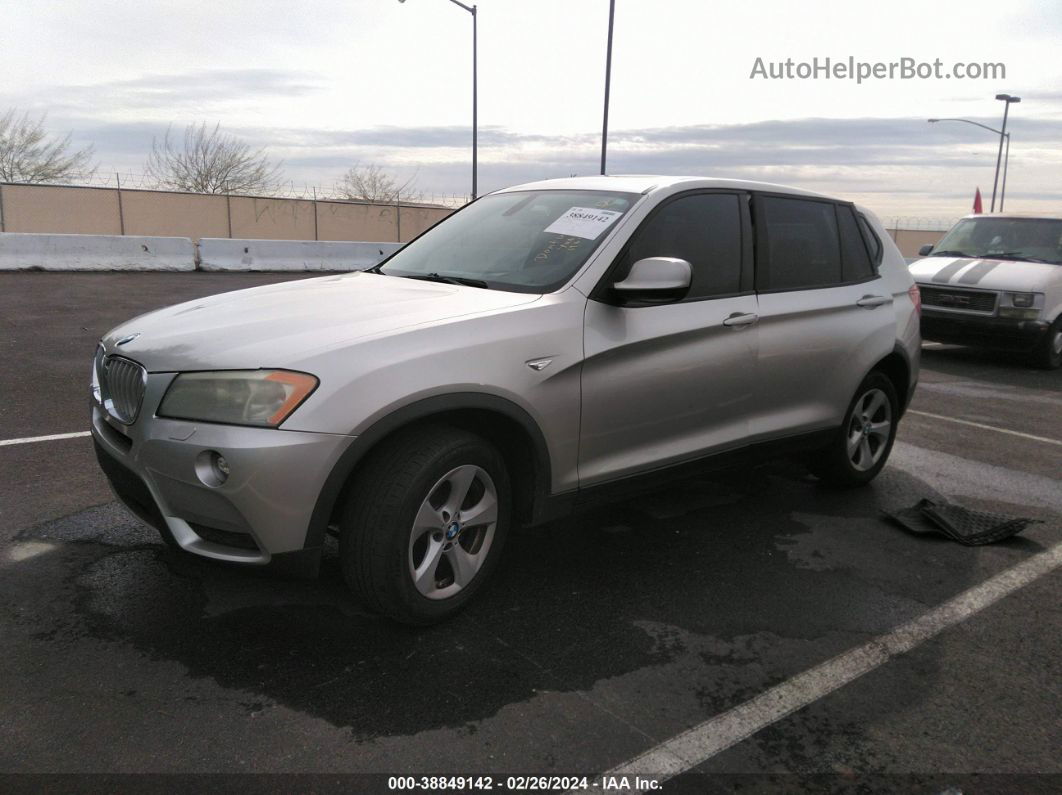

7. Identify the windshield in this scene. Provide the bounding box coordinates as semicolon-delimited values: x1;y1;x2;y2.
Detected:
932;217;1062;265
380;190;640;293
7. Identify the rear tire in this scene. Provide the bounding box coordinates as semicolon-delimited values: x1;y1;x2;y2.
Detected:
339;425;510;625
809;372;899;487
1032;317;1062;370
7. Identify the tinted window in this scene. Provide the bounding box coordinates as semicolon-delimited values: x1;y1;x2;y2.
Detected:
857;214;883;265
620;193;742;299
760;196;841;290
837;205;874;282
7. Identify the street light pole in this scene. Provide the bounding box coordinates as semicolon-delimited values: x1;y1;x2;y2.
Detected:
471;2;477;199
991;94;1020;212
999;132;1010;211
600;0;615;175
927;116;1013;212
399;0;478;200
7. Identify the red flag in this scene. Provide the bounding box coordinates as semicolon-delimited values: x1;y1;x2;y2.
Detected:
972;188;983;214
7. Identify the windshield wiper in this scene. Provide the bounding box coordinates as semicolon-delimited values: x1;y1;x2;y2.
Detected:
930;249;974;258
405;272;489;289
363;263;384;274
987;252;1056;264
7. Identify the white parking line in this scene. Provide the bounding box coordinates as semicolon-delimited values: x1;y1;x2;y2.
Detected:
604;542;1062;780
0;431;91;447
908;409;1062;447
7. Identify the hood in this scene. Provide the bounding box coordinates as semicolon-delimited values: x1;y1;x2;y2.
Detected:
102;272;540;371
908;256;1060;292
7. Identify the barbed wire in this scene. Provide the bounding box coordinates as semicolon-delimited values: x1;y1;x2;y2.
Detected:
885;216;960;232
2;172;471;208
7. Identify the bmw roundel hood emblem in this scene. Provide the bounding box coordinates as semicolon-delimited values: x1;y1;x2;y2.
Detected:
116;333;142;346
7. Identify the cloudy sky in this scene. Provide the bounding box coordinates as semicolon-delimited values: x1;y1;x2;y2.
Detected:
3;0;1061;220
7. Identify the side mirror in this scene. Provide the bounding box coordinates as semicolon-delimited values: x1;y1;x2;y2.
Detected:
918;244;934;256
612;257;692;302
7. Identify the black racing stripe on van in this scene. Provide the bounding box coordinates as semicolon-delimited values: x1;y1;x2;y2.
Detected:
957;260;1000;284
931;260;972;283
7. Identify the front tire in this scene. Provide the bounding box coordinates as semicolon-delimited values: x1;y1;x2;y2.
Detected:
1032;317;1062;370
339;425;510;625
810;372;899;487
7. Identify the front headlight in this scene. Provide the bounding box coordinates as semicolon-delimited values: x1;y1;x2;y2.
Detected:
158;370;318;427
1007;292;1035;308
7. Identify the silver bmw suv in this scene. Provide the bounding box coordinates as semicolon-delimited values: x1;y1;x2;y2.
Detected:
91;176;921;623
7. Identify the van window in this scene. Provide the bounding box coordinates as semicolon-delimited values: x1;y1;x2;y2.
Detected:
759;196;841;290
620;193;742;299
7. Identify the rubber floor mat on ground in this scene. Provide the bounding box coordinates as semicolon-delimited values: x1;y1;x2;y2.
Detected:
884;498;1041;546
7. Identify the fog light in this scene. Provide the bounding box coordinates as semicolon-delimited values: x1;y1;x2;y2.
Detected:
195;450;230;487
999;307;1039;320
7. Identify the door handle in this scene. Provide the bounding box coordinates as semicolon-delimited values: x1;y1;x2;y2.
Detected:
722;312;759;328
856;295;891;308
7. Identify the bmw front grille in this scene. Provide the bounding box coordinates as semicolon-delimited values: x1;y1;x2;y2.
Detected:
98;352;147;424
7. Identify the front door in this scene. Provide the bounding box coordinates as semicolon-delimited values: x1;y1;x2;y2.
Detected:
579;191;758;486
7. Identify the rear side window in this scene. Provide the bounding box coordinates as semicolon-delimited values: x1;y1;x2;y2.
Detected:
857;214;883;265
620;193;743;299
837;205;875;282
758;196;841;290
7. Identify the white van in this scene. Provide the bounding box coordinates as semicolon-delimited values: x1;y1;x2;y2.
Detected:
910;213;1062;369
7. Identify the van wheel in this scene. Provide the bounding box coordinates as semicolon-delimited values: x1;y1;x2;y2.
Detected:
339;425;510;625
1032;318;1062;370
809;372;898;487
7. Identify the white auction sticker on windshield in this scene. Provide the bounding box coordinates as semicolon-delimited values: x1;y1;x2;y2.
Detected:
543;207;623;240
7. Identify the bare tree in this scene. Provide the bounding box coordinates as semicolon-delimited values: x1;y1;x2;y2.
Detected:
146;122;282;194
338;163;419;203
0;110;96;184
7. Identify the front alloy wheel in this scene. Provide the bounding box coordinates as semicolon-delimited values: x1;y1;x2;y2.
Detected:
340;425;510;624
409;465;498;600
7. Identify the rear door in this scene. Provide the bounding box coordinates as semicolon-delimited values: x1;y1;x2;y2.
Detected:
750;194;894;439
579;191;758;485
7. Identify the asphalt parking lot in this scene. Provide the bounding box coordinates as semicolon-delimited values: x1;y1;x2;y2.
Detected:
1;272;1059;791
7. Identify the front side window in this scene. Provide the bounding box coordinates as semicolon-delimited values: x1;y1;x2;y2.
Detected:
381;190;639;293
759;196;842;290
931;217;1062;265
615;193;743;299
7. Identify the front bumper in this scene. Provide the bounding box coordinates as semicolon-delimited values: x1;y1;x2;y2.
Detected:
920;309;1050;352
91;370;353;573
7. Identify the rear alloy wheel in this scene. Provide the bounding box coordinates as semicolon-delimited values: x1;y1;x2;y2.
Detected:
810;372;899;487
845;388;893;473
1032;318;1062;370
340;425;510;624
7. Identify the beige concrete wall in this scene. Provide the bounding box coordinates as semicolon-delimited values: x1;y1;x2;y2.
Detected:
0;184;121;235
0;182;451;243
2;182;933;254
230;196;317;240
317;200;396;242
888;229;945;258
121;190;230;239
